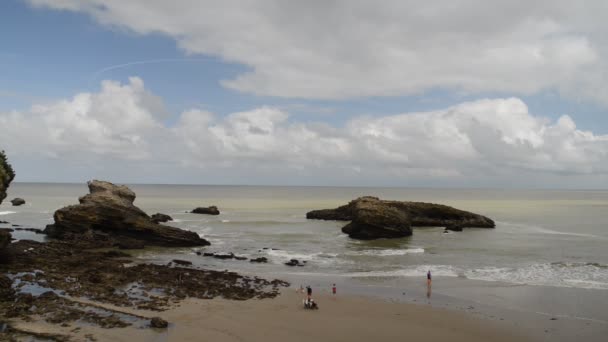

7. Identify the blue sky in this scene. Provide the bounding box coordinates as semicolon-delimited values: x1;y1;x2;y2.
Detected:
1;0;607;187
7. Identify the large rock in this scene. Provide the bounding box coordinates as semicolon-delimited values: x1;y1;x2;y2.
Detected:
191;206;220;215
341;197;412;239
44;180;210;247
10;198;25;206
307;196;494;240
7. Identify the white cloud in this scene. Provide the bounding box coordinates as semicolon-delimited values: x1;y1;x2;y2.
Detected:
0;77;166;160
25;0;608;104
1;78;607;186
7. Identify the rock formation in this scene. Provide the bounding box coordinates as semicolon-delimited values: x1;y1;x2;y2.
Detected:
10;198;25;206
191;206;220;215
307;196;494;240
44;180;209;248
0;151;15;251
0;150;15;206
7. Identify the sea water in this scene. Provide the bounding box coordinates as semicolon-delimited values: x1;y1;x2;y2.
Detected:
2;183;608;328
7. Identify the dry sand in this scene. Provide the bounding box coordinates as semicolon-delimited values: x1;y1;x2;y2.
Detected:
11;290;533;341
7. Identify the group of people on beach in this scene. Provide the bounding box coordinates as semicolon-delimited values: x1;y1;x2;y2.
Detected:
300;283;337;309
300;271;432;309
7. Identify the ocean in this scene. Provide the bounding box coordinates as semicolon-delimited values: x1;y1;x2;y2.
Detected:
2;183;608;337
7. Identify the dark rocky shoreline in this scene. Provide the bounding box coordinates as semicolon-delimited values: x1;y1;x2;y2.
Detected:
0;179;289;341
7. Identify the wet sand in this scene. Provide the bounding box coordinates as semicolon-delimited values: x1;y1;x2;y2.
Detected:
11;290;533;342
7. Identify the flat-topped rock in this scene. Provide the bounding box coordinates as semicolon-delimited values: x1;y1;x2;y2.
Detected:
307;196;494;240
44;180;210;248
191;206;220;215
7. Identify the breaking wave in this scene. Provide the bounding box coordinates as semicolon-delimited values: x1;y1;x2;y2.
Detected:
346;262;608;290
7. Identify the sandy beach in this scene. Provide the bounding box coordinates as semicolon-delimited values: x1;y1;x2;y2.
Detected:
9;290;532;342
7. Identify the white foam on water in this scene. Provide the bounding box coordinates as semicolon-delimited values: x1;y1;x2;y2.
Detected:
264;249;345;266
221;219;230;223
349;248;425;257
345;263;608;290
0;211;16;216
347;265;459;278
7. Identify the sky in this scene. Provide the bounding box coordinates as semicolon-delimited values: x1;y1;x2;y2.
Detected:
1;0;607;188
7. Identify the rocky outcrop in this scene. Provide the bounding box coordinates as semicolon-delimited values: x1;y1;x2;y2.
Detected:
191;206;220;215
341;197;412;239
0;151;15;252
0;150;15;206
151;213;173;224
44;180;210;248
10;198;25;206
307;196;494;239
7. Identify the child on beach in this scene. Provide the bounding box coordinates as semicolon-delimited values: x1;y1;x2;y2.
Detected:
306;285;312;299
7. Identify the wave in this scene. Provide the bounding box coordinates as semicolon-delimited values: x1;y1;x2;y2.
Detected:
347;248;425;256
263;249;345;266
348;265;459;278
0;211;16;216
346;263;608;290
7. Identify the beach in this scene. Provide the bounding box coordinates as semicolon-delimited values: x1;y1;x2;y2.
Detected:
8;290;531;342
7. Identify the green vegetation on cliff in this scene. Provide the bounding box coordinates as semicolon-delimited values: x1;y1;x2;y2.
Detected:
0;150;15;205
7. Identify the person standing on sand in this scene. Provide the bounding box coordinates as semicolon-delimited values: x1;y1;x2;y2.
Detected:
426;270;432;299
332;284;336;295
306;285;312;299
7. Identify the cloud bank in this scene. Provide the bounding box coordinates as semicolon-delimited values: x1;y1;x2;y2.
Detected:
1;78;606;186
26;0;608;104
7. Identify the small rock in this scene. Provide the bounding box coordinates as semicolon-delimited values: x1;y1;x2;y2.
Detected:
10;198;25;206
250;257;268;263
150;317;168;329
191;206;220;215
550;317;557;321
285;259;305;267
213;253;235;260
234;256;248;261
203;252;215;257
151;213;173;224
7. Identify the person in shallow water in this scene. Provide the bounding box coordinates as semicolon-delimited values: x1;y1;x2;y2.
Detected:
306;285;312;299
332;283;336;295
426;270;432;299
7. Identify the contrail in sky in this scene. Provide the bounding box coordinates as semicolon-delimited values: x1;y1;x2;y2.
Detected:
89;57;217;83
